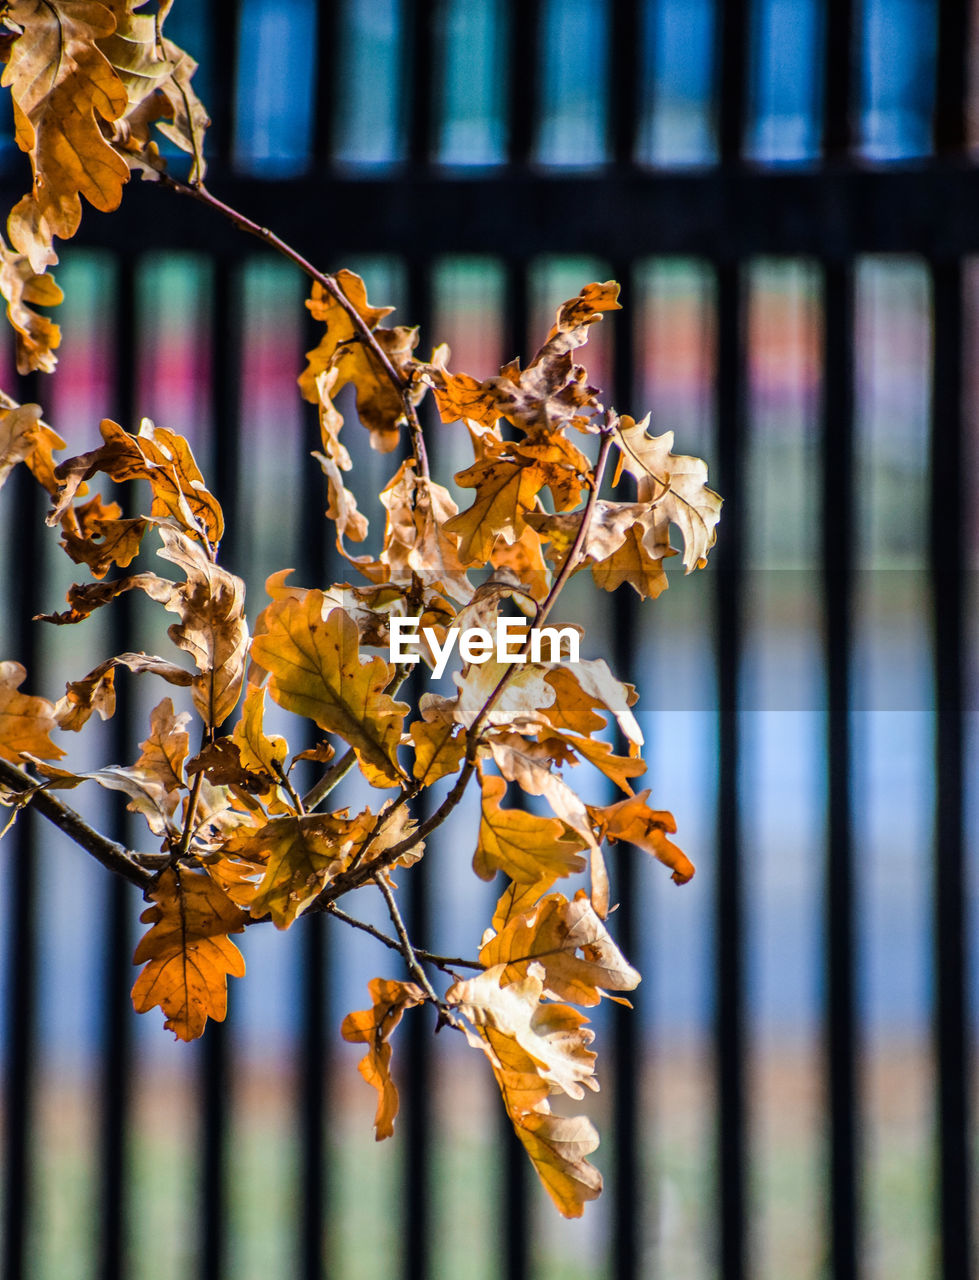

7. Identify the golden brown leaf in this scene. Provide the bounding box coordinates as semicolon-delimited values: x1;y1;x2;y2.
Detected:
154;526;248;728
612;414;722;571
249;594;407;788
473;772;586;886
224;811;373;928
378;460;473;604
0;660;64;762
299;271;418;454
2;0;130;271
0;400;65;495
131;867;247;1041
478;890;640;1006
409;709;466;786
132;697;190;817
0;233;61;372
58;491;148;579
589;791;695;885
341;977;425;1140
50;418;224;544
54;650;192;731
231;681;288;781
446;965;602;1216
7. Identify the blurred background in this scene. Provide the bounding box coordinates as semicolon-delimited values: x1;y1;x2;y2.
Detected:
0;1;977;1278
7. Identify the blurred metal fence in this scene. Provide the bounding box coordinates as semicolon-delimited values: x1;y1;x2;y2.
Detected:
1;2;976;1278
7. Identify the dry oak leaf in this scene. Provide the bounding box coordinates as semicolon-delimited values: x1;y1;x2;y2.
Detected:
488;733;609;918
378;460;474;604
152;526;248;729
409;710;466;786
589;790;695;885
58;491;148;579
0;400;65;495
1;0;130;272
132;696;190;817
50;418;224;545
231;681;288;781
131;867;248;1041
453;657;557;734
54;651;192;731
98;0;209;181
0;234;62;372
529;499;675;600
249;593;407;788
611;414;722;571
311;367;369;553
0;660;64;762
300;271;420;454
446;964;602;1216
425;282;620;438
478;889;640;1007
341;977;425;1140
223;811;374;928
473;772;586;886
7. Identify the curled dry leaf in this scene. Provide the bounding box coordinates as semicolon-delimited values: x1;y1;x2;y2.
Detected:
589;790;695;885
341;977;426;1140
611;413;722;572
0;234;61;373
249;593;407;788
300;270;420;454
0;400;65;495
131;867;248;1041
478;889;641;1006
54;650;193;731
473;772;586;886
0;660;64;762
446;964;602;1217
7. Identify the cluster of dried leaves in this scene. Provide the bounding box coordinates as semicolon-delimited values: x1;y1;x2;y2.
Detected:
0;2;722;1218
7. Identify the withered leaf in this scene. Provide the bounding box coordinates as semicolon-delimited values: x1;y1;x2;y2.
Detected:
131;867;247;1041
1;0;130;271
446;964;602;1217
0;234;62;373
473;772;586;886
0;400;64;495
612;414;722;571
50;418;224;545
341;977;425;1140
479;890;640;1006
231;681;288;780
58;491;148;579
0;660;64;762
224;811;374;928
299;271;419;454
378;461;473;604
133;697;190;817
589;791;695;885
54;651;193;731
249;594;407;788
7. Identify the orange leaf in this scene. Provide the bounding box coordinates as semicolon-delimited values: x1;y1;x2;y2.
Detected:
341;977;425;1139
131;867;247;1041
0;659;64;762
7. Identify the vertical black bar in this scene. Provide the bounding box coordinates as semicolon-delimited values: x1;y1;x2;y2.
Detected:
403;259;434;1280
714;260;746;1280
821;261;858;1280
99;257;140;1280
822;0;856;159
500;258;530;1280
406;0;438;169
2;371;44;1280
300;281;330;1280
506;0;541;166
716;0;750;164
313;0;342;167
929;260;972;1280
206;0;241;170
608;0;641;167
609;263;641;1280
933;0;969;156
197;257;240;1280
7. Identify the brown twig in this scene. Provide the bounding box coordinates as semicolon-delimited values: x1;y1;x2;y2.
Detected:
0;759;152;891
373;871;455;1024
158;172;430;478
324;901;481;975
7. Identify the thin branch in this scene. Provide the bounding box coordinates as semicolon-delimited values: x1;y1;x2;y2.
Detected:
302;746;357;810
0;758;152;891
158;172;430;478
374;871;454;1023
324;902;482;974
